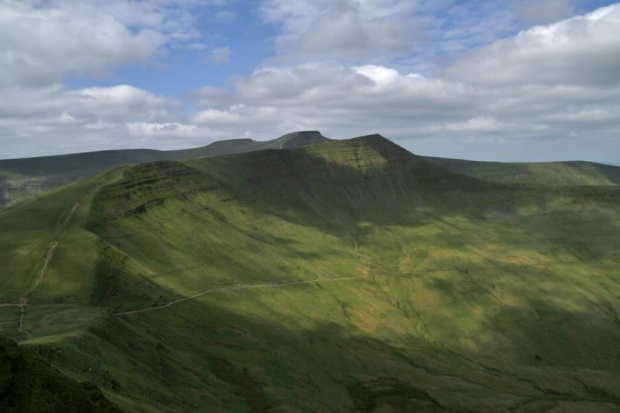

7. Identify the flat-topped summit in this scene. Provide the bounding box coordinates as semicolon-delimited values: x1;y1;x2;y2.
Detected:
269;131;331;149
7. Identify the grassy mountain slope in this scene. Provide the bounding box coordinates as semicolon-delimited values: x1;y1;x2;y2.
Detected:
0;131;329;209
427;156;620;186
1;135;620;411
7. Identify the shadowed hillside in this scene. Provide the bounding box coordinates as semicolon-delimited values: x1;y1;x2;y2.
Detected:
1;135;620;411
0;336;122;412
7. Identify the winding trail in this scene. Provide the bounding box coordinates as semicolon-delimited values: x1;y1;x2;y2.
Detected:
25;202;79;298
25;241;59;296
115;274;375;316
6;202;81;337
113;260;582;317
17;300;31;338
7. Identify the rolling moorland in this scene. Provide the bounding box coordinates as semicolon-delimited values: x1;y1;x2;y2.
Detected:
1;134;620;411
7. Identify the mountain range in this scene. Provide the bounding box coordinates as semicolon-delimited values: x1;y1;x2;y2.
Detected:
2;131;619;209
0;131;330;209
1;133;620;411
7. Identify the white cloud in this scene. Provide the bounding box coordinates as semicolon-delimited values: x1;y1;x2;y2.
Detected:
127;122;201;138
0;1;164;89
209;47;232;65
352;65;401;85
0;84;191;157
0;0;230;89
517;0;575;24
445;4;620;87
259;0;420;60
189;64;481;136
425;117;505;133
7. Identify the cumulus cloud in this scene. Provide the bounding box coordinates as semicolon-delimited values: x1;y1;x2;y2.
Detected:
127;122;201;138
0;2;158;89
446;4;620;87
517;0;575;24
0;0;225;89
260;0;420;60
209;47;232;65
0;84;190;157
188;64;489;135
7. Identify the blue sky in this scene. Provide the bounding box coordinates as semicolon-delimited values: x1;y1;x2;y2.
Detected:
65;4;278;95
1;0;620;162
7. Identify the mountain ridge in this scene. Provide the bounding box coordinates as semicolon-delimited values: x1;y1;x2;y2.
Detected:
0;130;331;163
0;131;331;208
3;131;620;210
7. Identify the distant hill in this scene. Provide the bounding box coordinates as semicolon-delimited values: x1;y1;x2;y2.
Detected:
426;156;620;186
0;131;330;208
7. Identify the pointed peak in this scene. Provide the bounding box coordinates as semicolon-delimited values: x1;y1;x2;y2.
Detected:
352;134;390;143
348;134;409;152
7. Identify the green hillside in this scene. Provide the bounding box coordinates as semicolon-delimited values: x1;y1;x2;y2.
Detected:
427;156;620;186
0;131;329;209
1;135;620;411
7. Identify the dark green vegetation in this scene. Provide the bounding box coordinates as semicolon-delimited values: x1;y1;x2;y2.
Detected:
0;131;330;208
427;156;620;186
0;336;121;412
1;134;620;411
